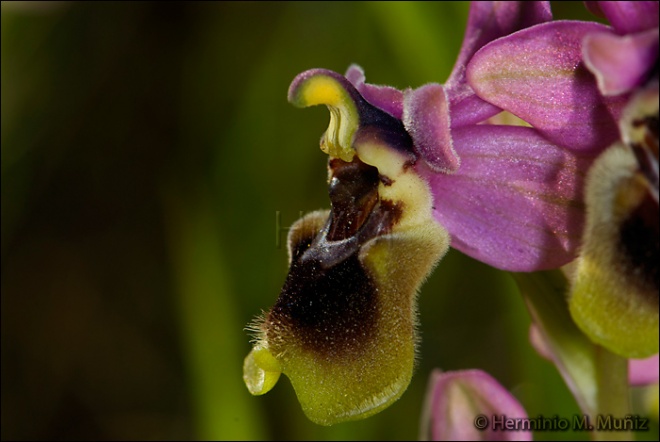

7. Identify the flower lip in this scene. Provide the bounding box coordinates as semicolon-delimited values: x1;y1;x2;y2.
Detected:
569;141;659;358
246;67;452;425
268;155;405;359
270;231;380;358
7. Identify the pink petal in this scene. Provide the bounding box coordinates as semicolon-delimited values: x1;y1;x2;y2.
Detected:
421;369;532;441
423;125;594;271
448;88;503;128
345;64;404;119
445;2;551;127
629;353;659;386
467;20;627;153
403;83;459;173
583;28;660;96
594;1;659;35
447;1;552;89
344;63;365;85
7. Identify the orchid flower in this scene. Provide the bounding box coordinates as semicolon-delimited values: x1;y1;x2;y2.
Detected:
420;369;532;441
566;1;659;359
243;0;642;426
244;68;451;426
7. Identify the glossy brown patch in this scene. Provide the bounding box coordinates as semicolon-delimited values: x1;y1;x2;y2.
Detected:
327;158;379;241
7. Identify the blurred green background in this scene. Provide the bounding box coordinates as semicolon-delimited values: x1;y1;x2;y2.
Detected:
2;2;657;440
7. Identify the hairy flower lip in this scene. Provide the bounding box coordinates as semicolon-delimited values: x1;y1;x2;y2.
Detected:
271;226;381;358
246;66;451;426
569;141;659;358
568;74;659;359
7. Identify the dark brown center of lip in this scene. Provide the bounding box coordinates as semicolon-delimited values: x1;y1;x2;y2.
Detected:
622;109;659;299
267;157;402;358
618;189;659;300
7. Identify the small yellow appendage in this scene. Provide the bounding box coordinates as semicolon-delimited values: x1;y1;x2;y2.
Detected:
243;346;282;396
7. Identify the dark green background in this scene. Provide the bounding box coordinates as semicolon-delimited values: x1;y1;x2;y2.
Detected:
2;2;656;440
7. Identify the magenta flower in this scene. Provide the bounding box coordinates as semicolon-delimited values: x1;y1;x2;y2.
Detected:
243;0;640;426
244;67;451;425
420;369;532;441
242;2;564;424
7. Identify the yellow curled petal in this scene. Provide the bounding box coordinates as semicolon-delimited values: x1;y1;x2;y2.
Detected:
288;69;361;162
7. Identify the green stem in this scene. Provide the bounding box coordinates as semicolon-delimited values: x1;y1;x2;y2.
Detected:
512;270;631;441
164;190;265;440
592;348;630;441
